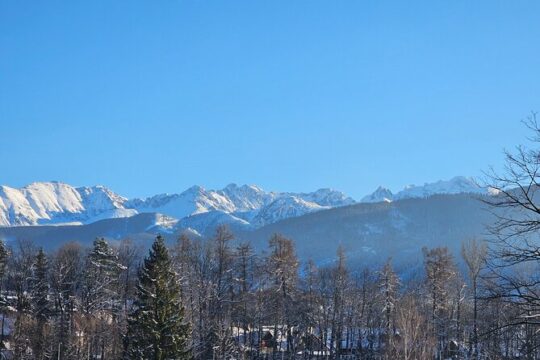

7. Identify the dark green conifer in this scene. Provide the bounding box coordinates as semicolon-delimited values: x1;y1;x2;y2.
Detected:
30;248;50;359
124;235;190;360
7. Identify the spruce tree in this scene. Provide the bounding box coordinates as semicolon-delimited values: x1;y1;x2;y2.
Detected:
30;249;50;359
124;235;190;360
82;237;124;358
82;237;122;313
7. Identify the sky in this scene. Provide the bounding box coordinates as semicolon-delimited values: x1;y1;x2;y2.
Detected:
1;1;539;199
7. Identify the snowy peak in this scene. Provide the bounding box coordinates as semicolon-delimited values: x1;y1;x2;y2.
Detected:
296;188;355;207
0;177;488;230
128;185;236;219
0;181;358;228
123;185;354;228
77;185;128;213
177;185;235;214
22;182;85;216
219;183;275;212
0;182;126;226
0;185;42;226
361;186;394;203
360;176;488;204
394;176;484;200
252;196;326;227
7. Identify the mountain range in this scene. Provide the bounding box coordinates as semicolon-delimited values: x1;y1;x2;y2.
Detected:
0;181;356;231
0;176;486;231
0;176;496;268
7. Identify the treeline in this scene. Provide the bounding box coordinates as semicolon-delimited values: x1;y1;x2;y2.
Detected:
0;226;535;360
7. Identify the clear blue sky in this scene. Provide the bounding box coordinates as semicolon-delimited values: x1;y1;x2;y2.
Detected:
1;1;538;199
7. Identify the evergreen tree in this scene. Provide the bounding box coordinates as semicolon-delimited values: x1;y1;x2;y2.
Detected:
30;248;50;360
124;235;190;360
82;237;124;359
82;238;122;313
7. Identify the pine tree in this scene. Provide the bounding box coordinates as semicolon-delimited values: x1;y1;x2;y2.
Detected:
30;249;50;359
124;235;190;360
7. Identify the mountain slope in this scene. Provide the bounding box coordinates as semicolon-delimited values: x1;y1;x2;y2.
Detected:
236;193;493;271
126;185;236;219
0;182;356;228
0;213;172;250
0;193;495;273
395;176;486;200
252;196;326;227
0;182;127;226
361;186;393;203
361;176;489;203
0;176;490;238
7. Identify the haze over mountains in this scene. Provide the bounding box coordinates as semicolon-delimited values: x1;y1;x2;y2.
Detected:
0;176;495;268
0;176;485;228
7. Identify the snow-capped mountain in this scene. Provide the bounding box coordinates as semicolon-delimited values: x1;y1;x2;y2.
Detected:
395;176;485;200
361;186;393;203
294;188;355;207
0;192;494;267
361;176;488;203
0;181;354;229
0;176;489;232
252;195;327;227
0;182;128;226
218;184;276;212
0;177;500;265
125;185;236;219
